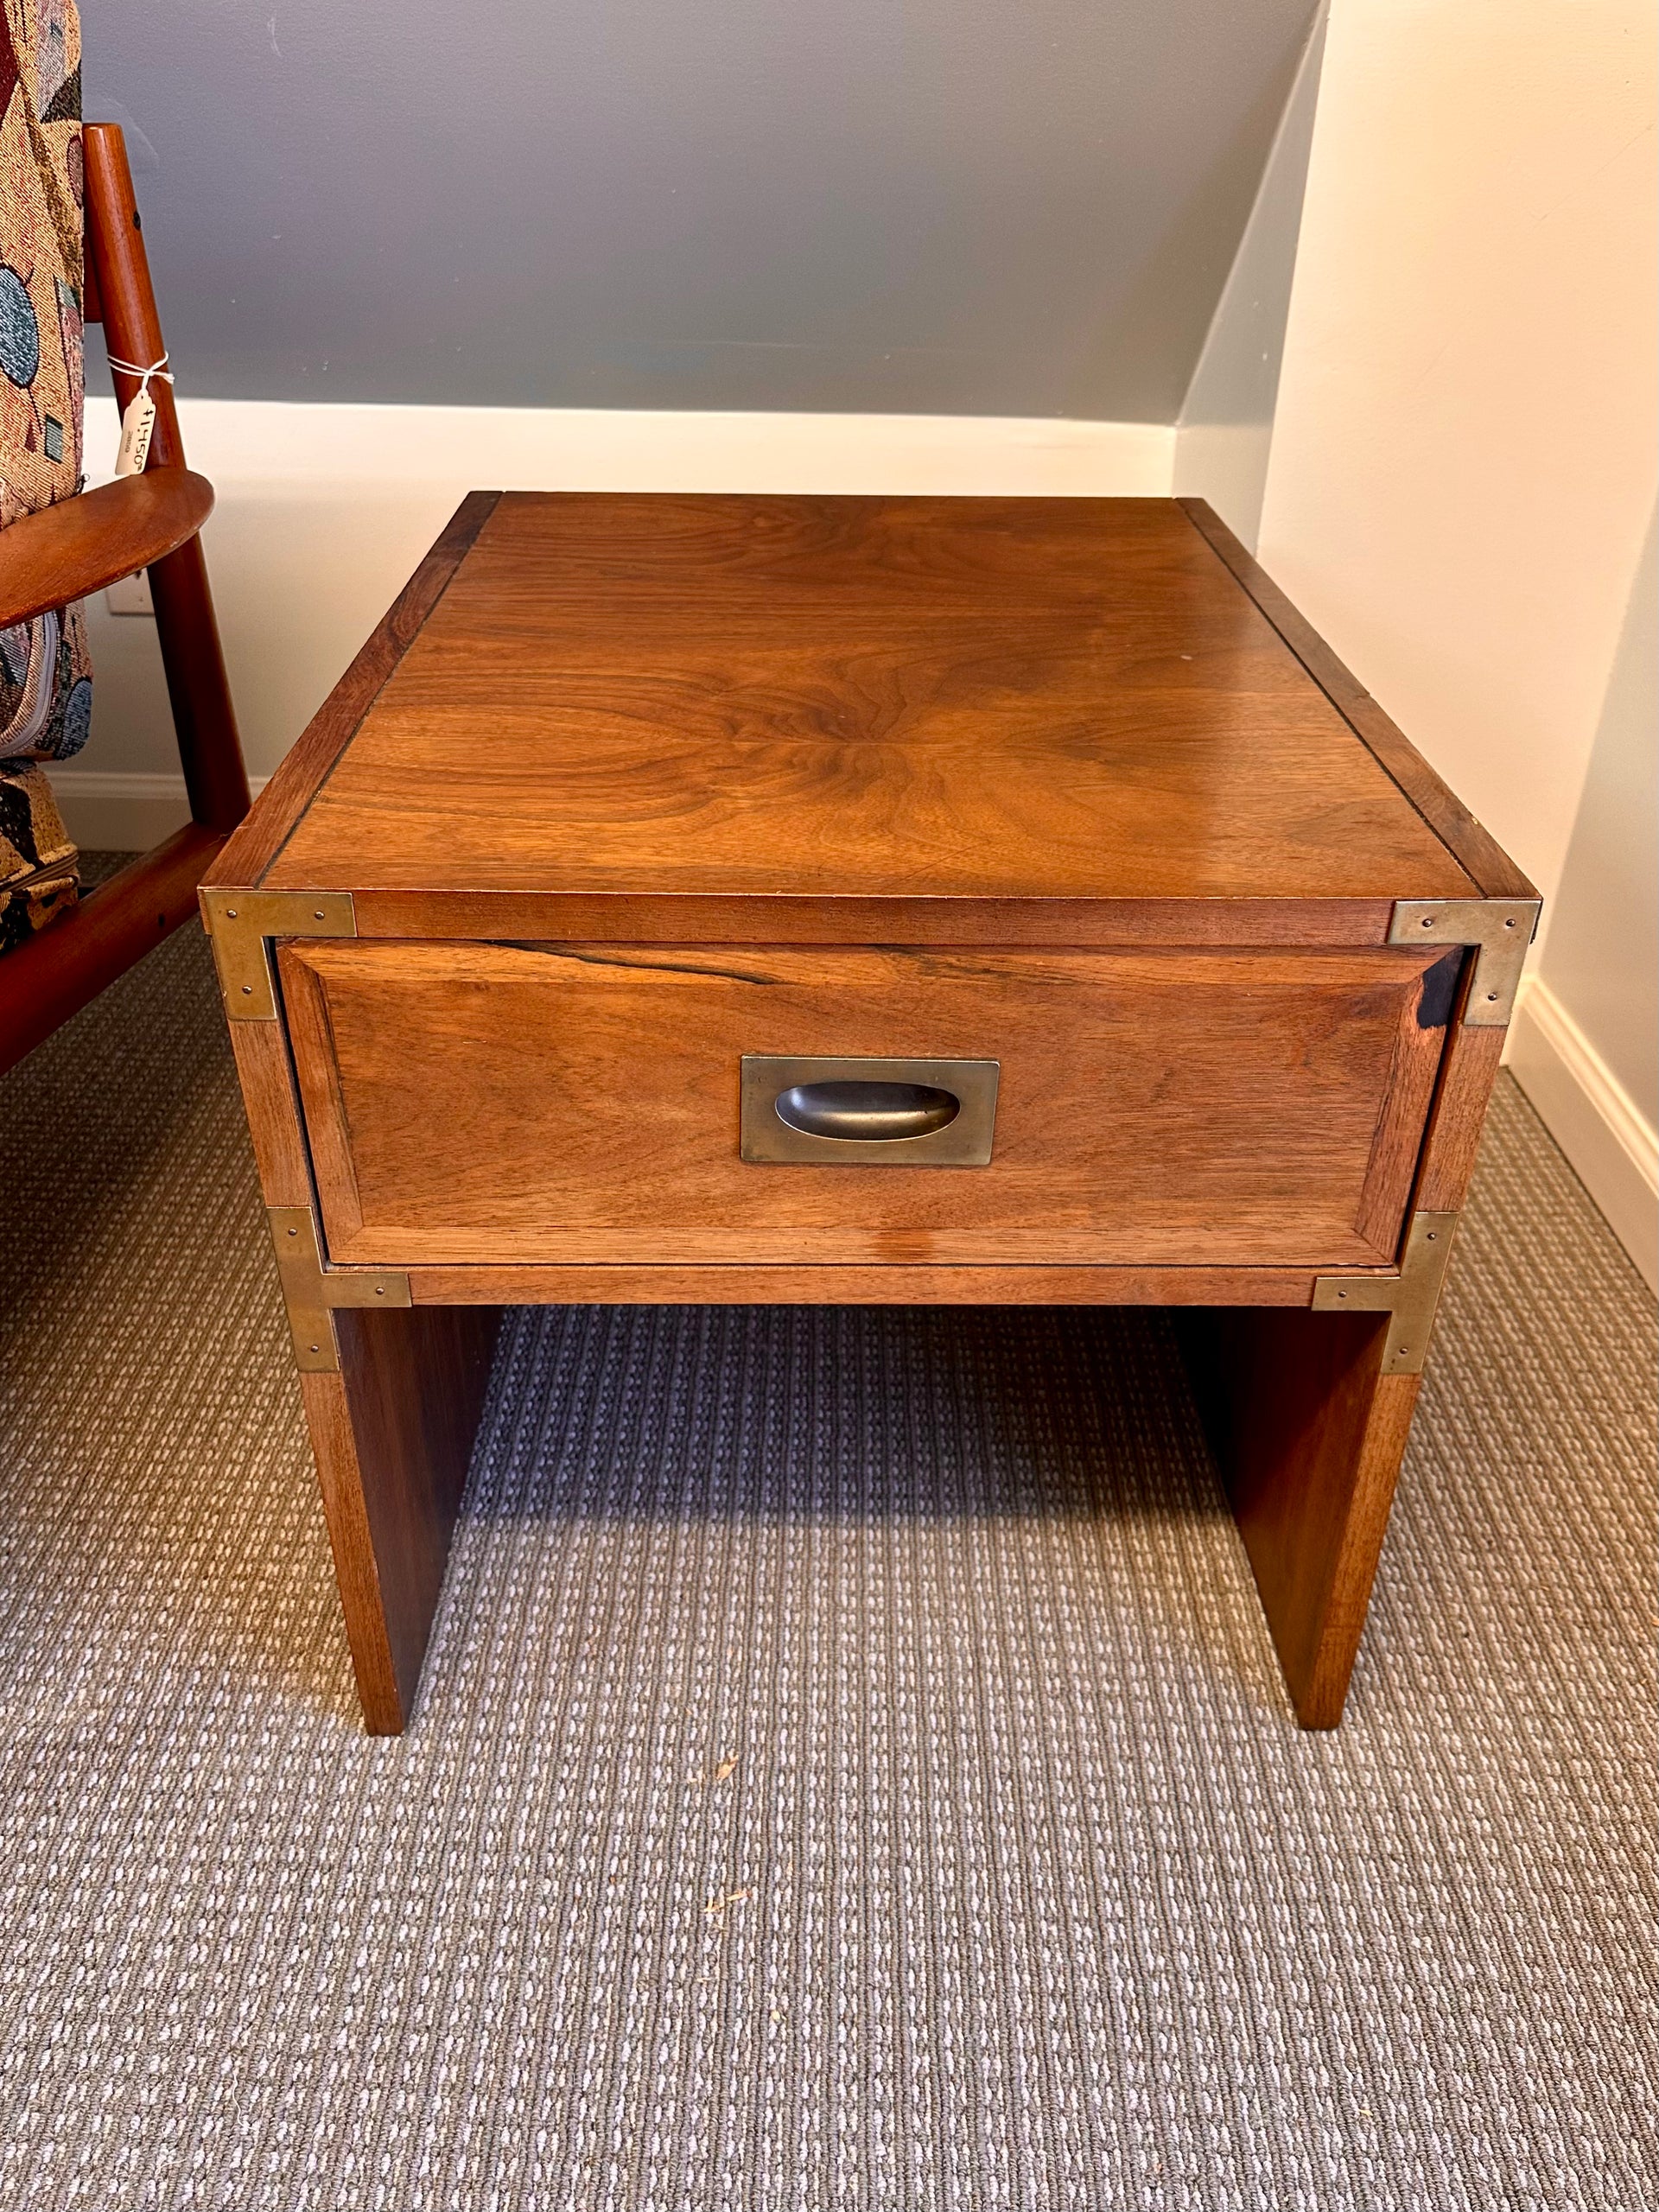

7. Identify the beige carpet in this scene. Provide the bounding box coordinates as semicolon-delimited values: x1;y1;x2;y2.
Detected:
0;880;1654;2210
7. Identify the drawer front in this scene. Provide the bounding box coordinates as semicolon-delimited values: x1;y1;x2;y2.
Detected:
280;942;1452;1269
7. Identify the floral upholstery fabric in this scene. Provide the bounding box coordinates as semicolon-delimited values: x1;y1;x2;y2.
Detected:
2;0;87;948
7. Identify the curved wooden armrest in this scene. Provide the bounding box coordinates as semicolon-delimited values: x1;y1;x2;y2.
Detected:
0;468;215;628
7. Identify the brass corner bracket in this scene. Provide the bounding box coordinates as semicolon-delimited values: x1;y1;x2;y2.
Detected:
200;889;356;1020
1312;1211;1459;1376
1388;898;1541;1026
268;1206;410;1373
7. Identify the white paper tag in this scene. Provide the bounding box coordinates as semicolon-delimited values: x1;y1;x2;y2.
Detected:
115;387;156;477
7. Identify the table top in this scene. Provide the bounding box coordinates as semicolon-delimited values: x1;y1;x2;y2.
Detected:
235;493;1529;934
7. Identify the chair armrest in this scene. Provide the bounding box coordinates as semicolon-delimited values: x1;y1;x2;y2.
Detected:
0;469;215;628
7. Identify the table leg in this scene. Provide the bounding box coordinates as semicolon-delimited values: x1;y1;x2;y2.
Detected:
1179;1307;1418;1727
297;1304;501;1732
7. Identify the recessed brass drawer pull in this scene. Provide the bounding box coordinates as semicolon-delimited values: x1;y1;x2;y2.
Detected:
775;1079;961;1142
741;1055;999;1166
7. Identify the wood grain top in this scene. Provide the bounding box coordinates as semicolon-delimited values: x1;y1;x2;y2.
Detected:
261;494;1478;909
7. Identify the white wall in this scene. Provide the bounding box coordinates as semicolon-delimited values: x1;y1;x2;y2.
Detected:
1255;0;1657;938
1508;508;1658;1286
1174;5;1328;550
53;402;1173;846
1536;509;1659;1133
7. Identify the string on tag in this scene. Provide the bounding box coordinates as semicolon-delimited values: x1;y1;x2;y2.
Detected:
110;353;173;478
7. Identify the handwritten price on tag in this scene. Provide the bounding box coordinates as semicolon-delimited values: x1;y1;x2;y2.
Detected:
108;353;172;478
115;388;156;477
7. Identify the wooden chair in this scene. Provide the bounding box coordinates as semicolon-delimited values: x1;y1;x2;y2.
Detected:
0;124;249;1076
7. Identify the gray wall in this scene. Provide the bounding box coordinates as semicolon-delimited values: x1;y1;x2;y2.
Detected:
1174;3;1325;548
82;2;1314;418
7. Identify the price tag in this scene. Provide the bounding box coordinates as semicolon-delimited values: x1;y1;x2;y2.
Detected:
115;386;156;477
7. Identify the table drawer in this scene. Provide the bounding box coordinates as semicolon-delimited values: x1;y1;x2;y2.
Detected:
279;941;1453;1269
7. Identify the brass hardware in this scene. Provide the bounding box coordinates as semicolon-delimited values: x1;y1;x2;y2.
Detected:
1388;899;1540;1026
1312;1211;1459;1376
267;1205;410;1373
201;889;356;1020
740;1056;1000;1166
776;1079;961;1143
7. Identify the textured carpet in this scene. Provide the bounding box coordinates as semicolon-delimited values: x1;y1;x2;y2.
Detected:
0;880;1654;2211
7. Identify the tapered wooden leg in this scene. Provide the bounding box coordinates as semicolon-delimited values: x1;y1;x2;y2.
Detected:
1179;1307;1419;1727
297;1304;502;1733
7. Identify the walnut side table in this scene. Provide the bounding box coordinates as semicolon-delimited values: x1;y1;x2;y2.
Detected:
202;494;1536;1734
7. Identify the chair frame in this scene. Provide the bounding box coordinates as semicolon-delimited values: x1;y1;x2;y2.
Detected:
0;124;249;1076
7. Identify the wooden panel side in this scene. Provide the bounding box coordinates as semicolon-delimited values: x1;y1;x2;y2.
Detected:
283;940;1448;1270
297;1360;403;1732
204;492;501;891
1178;499;1538;904
1177;959;1504;1732
227;1018;312;1208
1181;1308;1419;1727
1413;1020;1507;1215
1295;1370;1421;1721
302;1305;502;1734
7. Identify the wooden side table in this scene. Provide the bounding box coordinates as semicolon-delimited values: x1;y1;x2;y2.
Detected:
202;494;1536;1734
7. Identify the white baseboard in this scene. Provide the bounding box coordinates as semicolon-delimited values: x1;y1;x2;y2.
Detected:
1508;976;1659;1290
46;768;267;850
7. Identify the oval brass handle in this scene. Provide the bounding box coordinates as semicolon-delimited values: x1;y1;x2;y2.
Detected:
774;1078;962;1142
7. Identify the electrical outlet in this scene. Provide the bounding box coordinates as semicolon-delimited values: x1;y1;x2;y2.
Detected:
105;571;154;617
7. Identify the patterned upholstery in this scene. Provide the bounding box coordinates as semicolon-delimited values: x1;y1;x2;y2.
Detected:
1;0;88;951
